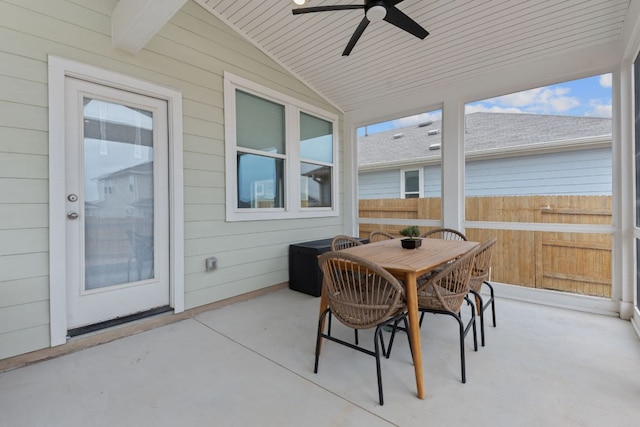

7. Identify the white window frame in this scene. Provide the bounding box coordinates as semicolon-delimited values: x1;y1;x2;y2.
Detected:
224;72;339;221
400;167;424;198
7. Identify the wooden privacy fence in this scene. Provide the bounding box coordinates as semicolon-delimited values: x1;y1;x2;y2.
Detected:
359;195;612;298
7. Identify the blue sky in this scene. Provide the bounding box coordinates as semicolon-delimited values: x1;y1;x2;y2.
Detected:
358;74;612;136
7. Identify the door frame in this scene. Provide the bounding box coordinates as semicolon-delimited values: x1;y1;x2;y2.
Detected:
48;56;184;346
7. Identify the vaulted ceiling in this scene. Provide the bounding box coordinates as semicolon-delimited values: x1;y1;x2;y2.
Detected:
114;0;636;117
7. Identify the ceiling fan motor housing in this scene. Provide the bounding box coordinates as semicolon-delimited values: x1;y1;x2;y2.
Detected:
365;1;388;22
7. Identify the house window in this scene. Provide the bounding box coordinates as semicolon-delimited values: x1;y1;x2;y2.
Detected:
300;112;333;208
401;168;423;198
224;73;338;221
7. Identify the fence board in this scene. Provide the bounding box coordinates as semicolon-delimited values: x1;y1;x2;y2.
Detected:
359;196;612;297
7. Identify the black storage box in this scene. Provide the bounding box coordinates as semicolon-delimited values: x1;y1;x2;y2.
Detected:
289;237;367;297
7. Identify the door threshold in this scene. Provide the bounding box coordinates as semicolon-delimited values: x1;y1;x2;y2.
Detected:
67;306;173;338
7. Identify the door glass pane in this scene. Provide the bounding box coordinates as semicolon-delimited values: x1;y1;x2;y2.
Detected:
237;153;284;208
83;98;154;289
300;112;332;162
300;162;332;207
236;90;285;154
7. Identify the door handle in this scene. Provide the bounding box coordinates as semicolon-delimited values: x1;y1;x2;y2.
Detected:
67;212;79;220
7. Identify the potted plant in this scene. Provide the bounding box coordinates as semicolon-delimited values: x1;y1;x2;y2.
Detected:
399;226;422;249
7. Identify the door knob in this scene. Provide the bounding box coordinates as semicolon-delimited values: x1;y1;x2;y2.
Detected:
67;212;79;220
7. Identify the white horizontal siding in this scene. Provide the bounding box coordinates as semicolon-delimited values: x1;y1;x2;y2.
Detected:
0;0;343;361
358;170;400;199
424;166;442;198
465;148;612;196
360;148;612;200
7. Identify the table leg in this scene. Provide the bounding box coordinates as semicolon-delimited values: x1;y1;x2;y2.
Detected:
404;271;425;399
317;283;328;354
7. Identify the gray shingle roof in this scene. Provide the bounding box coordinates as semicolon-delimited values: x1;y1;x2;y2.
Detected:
358;112;612;167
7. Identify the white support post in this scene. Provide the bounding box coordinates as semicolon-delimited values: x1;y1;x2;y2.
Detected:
441;100;465;231
343;116;359;236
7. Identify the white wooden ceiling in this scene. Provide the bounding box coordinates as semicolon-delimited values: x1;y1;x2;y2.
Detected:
195;0;631;114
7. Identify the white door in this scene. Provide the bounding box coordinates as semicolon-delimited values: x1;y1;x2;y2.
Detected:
64;77;170;329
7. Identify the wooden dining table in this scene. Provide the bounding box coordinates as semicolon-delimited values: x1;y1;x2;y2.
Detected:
317;237;479;399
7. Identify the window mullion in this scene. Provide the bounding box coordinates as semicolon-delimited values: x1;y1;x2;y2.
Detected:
287;105;299;213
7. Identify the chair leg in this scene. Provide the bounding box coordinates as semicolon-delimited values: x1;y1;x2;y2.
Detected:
470;290;486;346
354;329;359;345
385;319;399;359
485;281;497;327
466;297;478;352
453;314;467;384
314;308;331;374
384;314;412;359
374;325;385;405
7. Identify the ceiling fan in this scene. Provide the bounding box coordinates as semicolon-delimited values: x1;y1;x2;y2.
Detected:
292;0;429;56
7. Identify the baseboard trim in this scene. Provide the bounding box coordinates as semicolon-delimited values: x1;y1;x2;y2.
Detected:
0;283;287;373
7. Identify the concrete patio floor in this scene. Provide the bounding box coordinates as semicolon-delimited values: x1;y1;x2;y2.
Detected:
1;288;640;426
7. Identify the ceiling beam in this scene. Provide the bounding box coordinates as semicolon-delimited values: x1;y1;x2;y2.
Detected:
111;0;187;54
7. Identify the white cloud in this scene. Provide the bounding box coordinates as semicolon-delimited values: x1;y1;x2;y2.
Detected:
585;100;612;118
480;86;580;114
392;111;441;128
599;74;612;88
465;104;524;114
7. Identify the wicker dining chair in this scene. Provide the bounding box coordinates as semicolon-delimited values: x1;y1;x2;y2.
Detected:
390;247;478;383
329;235;366;344
416;228;467;282
469;237;498;347
420;227;468;241
331;235;364;251
369;230;395;243
315;251;412;406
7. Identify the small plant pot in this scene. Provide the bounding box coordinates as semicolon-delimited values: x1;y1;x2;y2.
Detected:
401;238;422;249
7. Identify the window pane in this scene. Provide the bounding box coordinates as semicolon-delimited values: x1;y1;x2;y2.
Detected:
300;112;332;163
405;170;419;192
236;90;285;154
301;162;332;207
237;153;284;208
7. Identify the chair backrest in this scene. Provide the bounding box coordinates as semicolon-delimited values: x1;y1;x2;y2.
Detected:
318;251;406;329
331;235;364;251
416;247;477;313
469;237;497;292
369;230;395;243
420;227;467;241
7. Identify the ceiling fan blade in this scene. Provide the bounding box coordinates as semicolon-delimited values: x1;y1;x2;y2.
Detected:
384;5;429;39
343;16;370;56
292;5;364;15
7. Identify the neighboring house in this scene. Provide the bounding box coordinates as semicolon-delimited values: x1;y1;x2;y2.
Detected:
91;162;154;218
358;113;613;199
